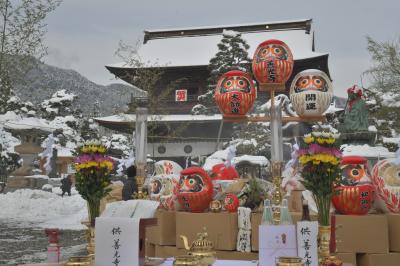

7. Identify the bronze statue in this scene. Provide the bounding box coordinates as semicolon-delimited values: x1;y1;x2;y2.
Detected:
339;85;375;144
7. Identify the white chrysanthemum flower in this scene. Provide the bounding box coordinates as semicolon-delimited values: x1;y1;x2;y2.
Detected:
312;132;322;137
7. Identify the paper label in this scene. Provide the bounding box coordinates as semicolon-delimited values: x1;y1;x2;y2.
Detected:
95;217;140;266
296;221;318;266
259;225;297;266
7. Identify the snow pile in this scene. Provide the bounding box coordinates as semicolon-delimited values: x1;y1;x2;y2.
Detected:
0;189;87;230
203;146;270;170
341;144;395;158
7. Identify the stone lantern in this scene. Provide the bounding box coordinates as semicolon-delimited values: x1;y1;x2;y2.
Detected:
4;119;52;191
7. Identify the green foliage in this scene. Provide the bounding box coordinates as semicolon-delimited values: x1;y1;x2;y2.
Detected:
365;36;400;95
364;36;400;146
240;178;266;210
233;123;271;157
207;31;251;87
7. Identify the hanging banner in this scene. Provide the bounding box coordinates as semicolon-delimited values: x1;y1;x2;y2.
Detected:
175;89;187;102
296;221;318;266
95;217;140;266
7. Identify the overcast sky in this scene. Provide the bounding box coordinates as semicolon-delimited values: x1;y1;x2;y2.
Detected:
43;0;400;97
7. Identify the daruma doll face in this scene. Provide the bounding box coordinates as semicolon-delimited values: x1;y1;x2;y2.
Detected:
177;167;213;213
252;39;293;87
289;69;333;117
214;70;256;119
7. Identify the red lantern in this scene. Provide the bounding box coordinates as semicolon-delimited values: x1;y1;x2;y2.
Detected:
211;163;239;180
214;70;256;120
252;39;294;91
332;156;375;215
177;167;213;213
224;193;239;213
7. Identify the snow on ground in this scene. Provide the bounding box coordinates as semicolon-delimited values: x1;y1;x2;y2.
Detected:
0;188;87;230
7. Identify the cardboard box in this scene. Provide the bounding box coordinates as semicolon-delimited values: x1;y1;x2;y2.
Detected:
146;243;156;257
154;245;258;260
335;214;389;254
336;253;357;266
216;250;258;261
387;214;400;252
146;209;176;246
176;211;238;251
288;190;304;212
357;253;400;266
251;212;318;251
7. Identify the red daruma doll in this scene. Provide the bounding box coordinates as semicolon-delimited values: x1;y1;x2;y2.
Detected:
332;156;375;215
177;167;213;213
252;39;294;91
214;70;256;120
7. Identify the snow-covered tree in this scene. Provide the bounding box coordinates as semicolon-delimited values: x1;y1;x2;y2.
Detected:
80;118;100;141
40;89;77;119
208;30;251;87
0;126;21;175
194;30;251;114
5;95;36;116
364;36;400;151
101;134;131;157
0;0;62;113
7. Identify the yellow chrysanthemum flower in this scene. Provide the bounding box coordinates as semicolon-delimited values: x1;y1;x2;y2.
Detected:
304;136;314;144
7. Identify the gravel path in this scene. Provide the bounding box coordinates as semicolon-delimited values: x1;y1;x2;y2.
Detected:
0;221;87;265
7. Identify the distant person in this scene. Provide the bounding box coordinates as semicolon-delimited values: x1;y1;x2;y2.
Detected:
61;175;72;197
122;165;138;201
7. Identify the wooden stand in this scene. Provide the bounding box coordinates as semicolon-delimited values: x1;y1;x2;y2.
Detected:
139;218;157;266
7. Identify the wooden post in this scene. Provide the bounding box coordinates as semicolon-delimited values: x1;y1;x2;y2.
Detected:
139;218;157;266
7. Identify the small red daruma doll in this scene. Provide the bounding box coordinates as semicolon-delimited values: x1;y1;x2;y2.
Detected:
332;156;375;215
252;39;294;91
177;167;213;213
224;193;239;213
214;70;256;120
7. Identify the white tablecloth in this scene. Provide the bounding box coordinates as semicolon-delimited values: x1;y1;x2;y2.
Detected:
160;258;258;266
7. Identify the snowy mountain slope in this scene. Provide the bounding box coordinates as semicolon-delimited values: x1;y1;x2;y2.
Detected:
11;60;146;116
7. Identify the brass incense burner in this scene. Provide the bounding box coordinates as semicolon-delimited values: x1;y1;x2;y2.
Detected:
180;229;216;266
173;255;202;266
276;256;304;266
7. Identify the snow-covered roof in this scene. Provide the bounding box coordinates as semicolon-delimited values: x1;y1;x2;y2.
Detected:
4;117;54;132
95;114;223;125
232;155;270;166
106;19;326;69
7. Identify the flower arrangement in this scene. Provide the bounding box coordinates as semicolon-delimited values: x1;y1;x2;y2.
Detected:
297;130;342;226
74;140;114;226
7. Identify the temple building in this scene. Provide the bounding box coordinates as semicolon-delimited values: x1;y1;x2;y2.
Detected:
97;19;331;165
